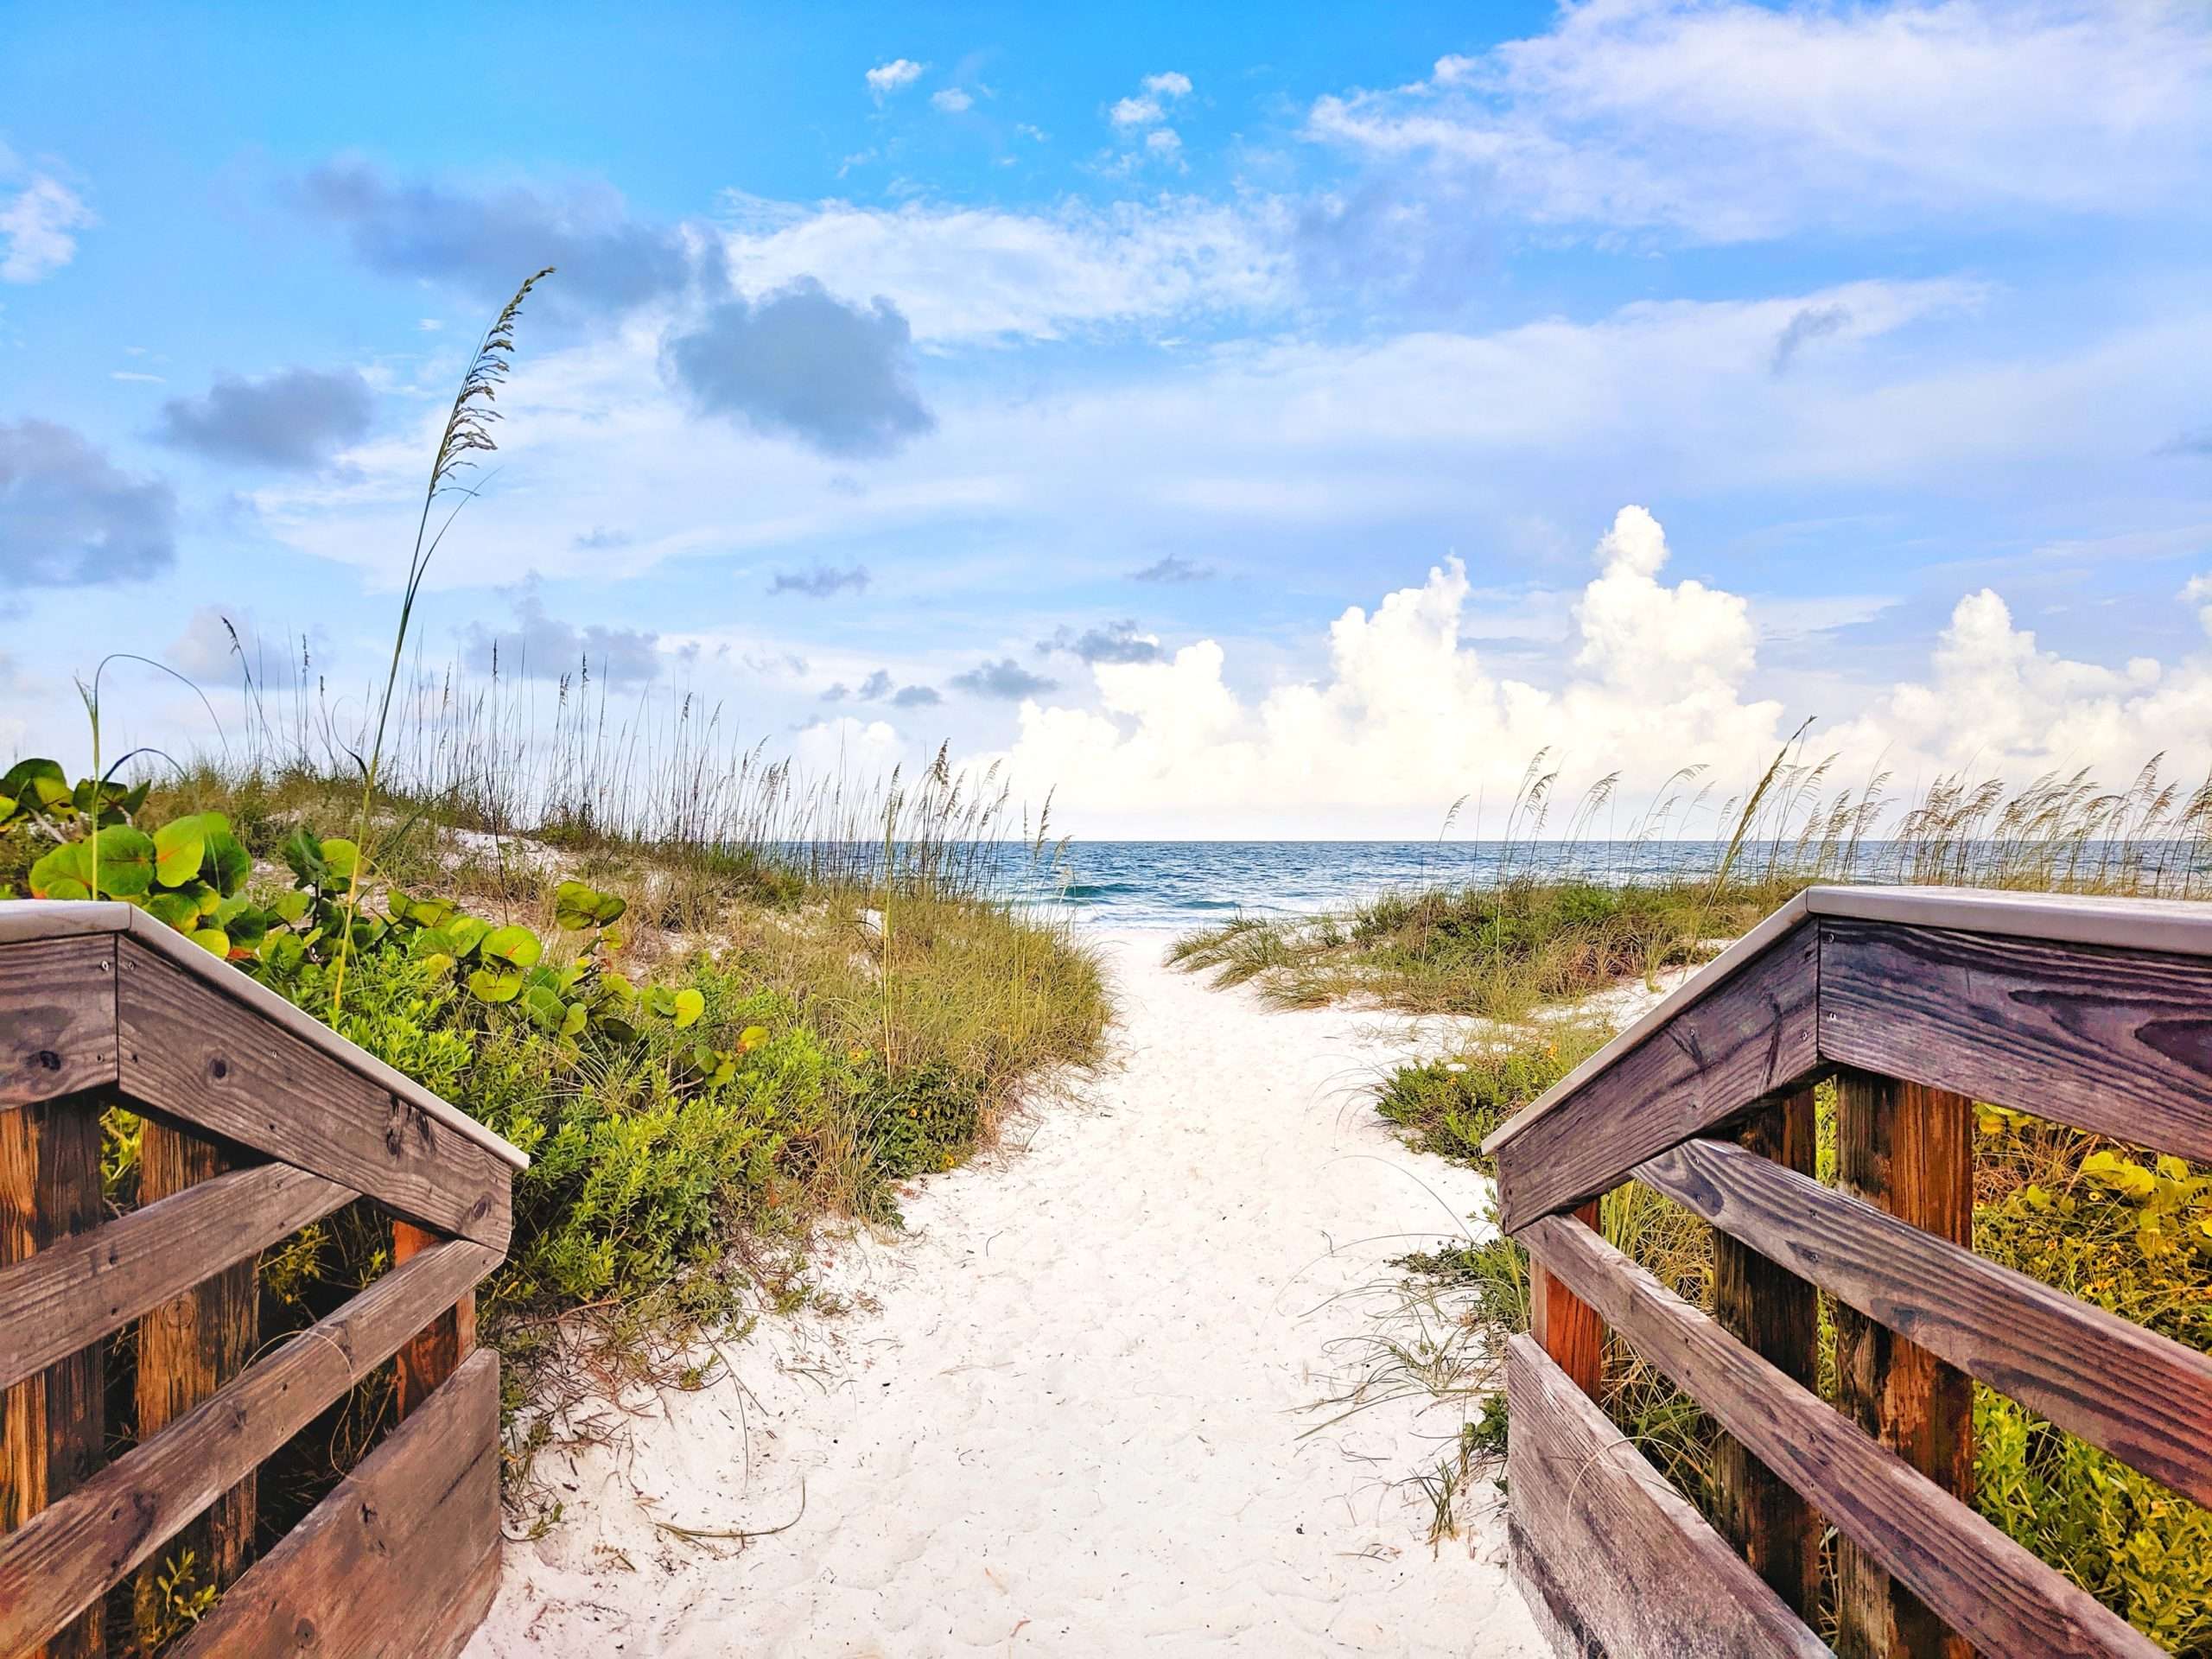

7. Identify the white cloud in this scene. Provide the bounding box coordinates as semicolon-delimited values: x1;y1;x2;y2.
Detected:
716;194;1294;342
1111;70;1192;130
980;508;2212;836
866;58;926;99
1146;129;1184;164
0;175;94;283
1308;0;2212;241
931;87;974;114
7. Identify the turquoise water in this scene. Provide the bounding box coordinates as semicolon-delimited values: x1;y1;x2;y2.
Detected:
1046;840;1753;931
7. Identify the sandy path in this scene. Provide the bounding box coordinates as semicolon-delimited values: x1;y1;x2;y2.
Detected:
466;933;1541;1657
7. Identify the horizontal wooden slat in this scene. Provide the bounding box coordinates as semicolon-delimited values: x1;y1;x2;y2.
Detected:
1520;1213;2162;1659
0;1236;500;1653
116;940;512;1249
1639;1135;2212;1510
1493;918;1821;1231
0;937;117;1109
1505;1333;1828;1659
169;1346;499;1659
1821;918;2212;1164
0;1157;355;1393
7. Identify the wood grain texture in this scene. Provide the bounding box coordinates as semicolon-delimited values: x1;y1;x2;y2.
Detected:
1506;1334;1828;1659
168;1347;500;1659
132;1119;259;1642
0;1094;106;1659
393;1219;476;1418
1833;1073;1974;1659
1708;1089;1821;1621
0;1236;500;1654
0;938;116;1109
1496;920;1821;1231
1820;918;2212;1163
1530;1200;1605;1399
1637;1134;2212;1510
0;1157;353;1392
1520;1213;2162;1659
116;939;512;1249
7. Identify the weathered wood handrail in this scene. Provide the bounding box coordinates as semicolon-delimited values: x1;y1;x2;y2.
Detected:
1487;886;2212;1659
0;901;524;1659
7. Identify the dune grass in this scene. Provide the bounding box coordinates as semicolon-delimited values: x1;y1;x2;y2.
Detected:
1264;752;2212;1649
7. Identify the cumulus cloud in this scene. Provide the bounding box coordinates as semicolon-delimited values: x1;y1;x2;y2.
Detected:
165;606;248;680
979;504;2212;834
663;277;933;456
463;584;663;684
931;87;974;114
0;174;94;283
867;59;925;99
893;683;942;707
298;162;716;311
1039;620;1163;664
769;563;871;597
156;367;374;470
953;658;1059;700
1111;70;1192;129
1307;2;2212;243
0;420;175;588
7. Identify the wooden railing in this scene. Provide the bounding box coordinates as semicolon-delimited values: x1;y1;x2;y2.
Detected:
0;900;524;1659
1485;886;2212;1659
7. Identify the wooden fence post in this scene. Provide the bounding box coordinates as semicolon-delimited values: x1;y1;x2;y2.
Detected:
394;1220;477;1415
1712;1087;1822;1618
1529;1198;1604;1397
1834;1071;1974;1659
134;1117;257;1641
0;1095;107;1659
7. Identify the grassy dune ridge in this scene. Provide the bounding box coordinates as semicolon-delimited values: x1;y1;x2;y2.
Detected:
1174;755;2212;1652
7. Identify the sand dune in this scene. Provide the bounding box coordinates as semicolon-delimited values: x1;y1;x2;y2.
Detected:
466;932;1540;1657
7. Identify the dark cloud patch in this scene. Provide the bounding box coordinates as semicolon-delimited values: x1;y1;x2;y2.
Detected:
0;419;175;588
663;278;933;458
2159;428;2212;458
156;367;372;471
299;162;715;312
770;563;870;598
951;658;1058;700
575;526;632;550
1038;619;1161;664
824;667;940;707
1770;303;1852;375
1130;554;1213;583
463;586;662;685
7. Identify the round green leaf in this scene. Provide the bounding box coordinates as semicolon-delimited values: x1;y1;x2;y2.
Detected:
152;813;211;887
186;925;230;958
89;825;156;898
467;966;523;1004
480;925;543;969
671;988;705;1029
320;838;360;880
202;828;250;896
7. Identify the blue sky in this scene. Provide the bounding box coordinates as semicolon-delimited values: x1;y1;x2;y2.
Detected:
3;1;2209;835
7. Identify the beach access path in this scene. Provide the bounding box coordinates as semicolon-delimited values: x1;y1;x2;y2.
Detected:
465;931;1543;1657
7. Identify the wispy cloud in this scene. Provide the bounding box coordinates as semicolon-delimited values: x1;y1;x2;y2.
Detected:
1131;554;1214;583
0;174;94;283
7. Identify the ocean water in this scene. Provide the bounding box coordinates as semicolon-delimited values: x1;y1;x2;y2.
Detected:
1043;840;1756;931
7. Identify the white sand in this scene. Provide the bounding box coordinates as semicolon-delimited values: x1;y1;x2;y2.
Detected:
465;933;1543;1657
